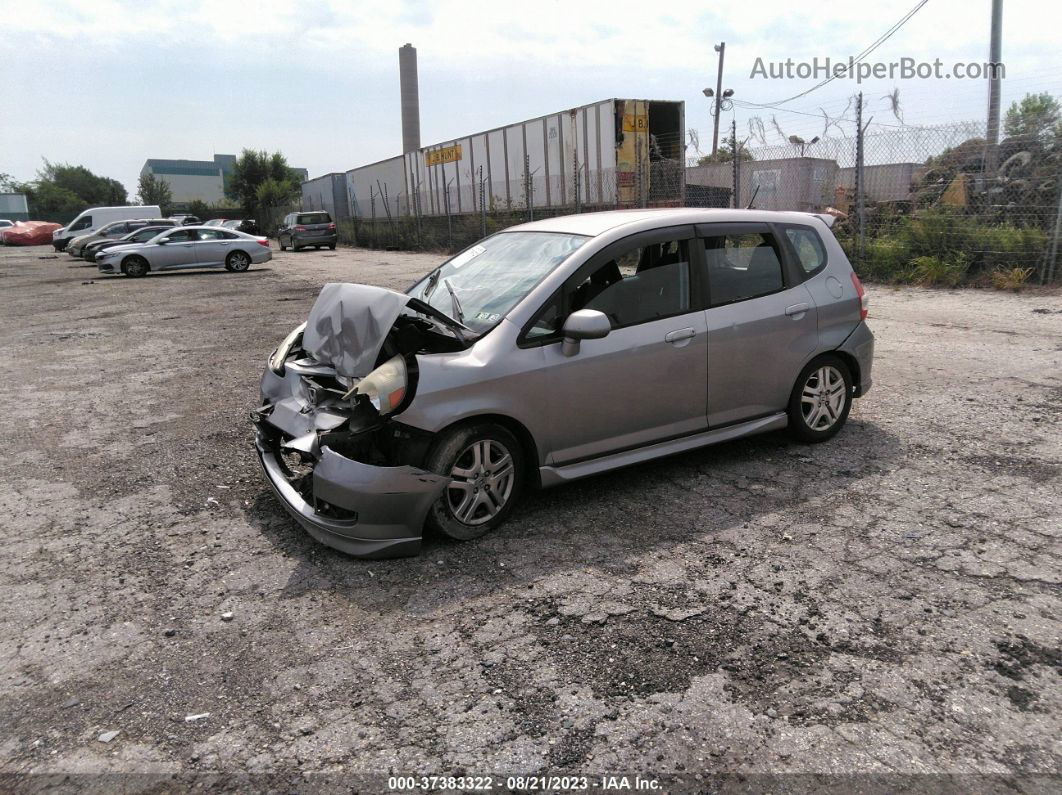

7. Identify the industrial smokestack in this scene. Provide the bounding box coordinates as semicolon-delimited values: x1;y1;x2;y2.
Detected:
399;43;421;153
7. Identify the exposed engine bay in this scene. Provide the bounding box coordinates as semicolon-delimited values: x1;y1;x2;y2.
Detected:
253;284;469;538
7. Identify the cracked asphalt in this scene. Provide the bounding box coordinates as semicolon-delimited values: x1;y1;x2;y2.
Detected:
0;241;1059;787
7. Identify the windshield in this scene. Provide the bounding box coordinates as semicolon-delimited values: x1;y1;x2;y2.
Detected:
408;231;588;333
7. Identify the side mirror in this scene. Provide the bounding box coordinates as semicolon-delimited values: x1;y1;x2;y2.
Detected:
156;238;168;245
560;309;611;357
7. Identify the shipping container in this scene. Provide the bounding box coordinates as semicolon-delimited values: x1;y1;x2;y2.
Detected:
303;98;685;220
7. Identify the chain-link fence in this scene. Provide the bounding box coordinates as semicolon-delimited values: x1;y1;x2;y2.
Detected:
339;133;688;256
688;113;1062;286
317;106;1062;285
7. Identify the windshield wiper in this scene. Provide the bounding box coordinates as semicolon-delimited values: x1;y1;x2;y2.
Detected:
443;278;464;324
406;296;472;344
422;267;442;300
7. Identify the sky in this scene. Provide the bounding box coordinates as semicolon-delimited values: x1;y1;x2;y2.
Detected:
2;0;1060;197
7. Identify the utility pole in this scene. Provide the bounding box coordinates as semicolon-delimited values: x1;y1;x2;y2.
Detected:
855;92;866;261
711;42;726;155
986;0;1003;147
731;120;739;208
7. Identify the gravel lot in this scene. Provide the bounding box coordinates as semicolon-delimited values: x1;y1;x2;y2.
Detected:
0;241;1059;787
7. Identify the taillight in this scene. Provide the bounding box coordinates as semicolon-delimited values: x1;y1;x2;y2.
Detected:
327;223;336;231
294;225;307;232
256;238;270;247
850;272;869;321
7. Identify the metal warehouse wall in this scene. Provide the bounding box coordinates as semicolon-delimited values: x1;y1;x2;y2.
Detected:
301;173;352;221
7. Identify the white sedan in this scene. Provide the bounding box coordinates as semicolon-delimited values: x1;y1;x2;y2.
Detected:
96;226;272;277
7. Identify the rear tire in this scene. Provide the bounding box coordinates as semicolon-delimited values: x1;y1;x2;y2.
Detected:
225;250;251;272
122;256;149;278
787;355;852;443
279;237;287;251
328;244;336;250
425;423;524;541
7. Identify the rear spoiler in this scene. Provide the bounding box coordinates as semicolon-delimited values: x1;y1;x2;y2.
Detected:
808;211;844;229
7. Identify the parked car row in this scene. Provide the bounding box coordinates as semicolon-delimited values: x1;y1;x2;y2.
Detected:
95;226;273;277
65;218;177;256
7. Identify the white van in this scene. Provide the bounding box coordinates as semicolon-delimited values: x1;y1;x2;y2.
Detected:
52;206;162;251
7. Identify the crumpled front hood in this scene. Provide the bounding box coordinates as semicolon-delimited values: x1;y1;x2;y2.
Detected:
302;283;411;378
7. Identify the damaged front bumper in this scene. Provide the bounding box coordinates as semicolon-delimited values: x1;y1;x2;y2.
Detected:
253;364;449;559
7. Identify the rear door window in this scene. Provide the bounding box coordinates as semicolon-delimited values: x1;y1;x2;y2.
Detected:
703;232;785;307
162;229;197;243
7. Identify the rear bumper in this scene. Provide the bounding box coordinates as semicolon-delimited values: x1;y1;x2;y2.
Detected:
293;233;337;246
838;320;874;397
253;424;448;560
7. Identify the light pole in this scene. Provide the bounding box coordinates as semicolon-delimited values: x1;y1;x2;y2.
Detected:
788;135;820;156
703;85;734;157
707;42;727;155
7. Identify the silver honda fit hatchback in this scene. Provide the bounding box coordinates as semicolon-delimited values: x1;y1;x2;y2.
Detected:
254;209;873;558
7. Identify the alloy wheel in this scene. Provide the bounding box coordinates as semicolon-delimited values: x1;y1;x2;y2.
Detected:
446;439;515;526
800;365;847;431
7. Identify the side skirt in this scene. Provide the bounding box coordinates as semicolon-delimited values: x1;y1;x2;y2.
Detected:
538;413;788;488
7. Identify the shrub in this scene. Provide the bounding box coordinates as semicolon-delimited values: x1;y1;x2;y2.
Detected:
990;266;1034;291
909;254;967;287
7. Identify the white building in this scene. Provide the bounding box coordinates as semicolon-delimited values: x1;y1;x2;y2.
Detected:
141;154;307;205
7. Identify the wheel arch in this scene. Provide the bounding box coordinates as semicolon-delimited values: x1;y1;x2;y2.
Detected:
829;350;861;395
426;413;542;489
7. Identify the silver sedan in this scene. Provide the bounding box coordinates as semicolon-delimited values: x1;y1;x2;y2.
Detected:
96;226;272;277
254;209;874;558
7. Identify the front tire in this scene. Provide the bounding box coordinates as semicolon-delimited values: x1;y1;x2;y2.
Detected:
122;256;149;278
425;423;524;541
225;250;251;272
788;355;852;443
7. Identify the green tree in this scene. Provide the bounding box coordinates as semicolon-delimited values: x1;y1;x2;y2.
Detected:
136;172;173;215
255;177;299;208
697;139;753;165
12;159;128;217
1004;92;1062;140
187;199;211;220
228;149;301;214
21;181;84;216
37;159;127;205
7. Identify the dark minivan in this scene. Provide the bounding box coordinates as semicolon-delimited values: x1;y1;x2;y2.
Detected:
278;211;337;251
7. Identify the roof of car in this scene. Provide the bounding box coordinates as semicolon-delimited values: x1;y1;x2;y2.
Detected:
505;208;831;237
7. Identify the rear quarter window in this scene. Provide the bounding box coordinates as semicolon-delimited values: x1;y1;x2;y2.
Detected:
784;227;828;275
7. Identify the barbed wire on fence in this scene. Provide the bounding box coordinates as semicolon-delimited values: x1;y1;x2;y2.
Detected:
311;108;1061;284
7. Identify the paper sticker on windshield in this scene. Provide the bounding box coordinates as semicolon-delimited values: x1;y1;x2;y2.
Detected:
474;312;501;323
449;244;485;269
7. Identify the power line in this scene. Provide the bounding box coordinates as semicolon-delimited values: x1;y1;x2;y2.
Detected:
741;0;931;109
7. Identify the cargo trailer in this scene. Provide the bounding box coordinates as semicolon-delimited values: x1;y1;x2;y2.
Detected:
303;98;685;221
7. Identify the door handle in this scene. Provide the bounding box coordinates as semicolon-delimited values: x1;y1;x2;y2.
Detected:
785;303;809;317
664;327;696;344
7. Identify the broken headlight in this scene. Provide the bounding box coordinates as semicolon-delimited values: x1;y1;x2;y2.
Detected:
269;322;306;375
349;354;407;415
